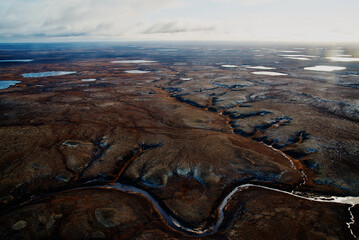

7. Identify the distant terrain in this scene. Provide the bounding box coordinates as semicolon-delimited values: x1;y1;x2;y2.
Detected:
0;42;358;239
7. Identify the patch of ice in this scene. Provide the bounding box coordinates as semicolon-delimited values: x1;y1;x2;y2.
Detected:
280;55;317;58
0;80;21;89
111;60;157;63
0;59;33;63
326;57;359;62
304;66;346;72
22;71;76;78
124;70;150;74
81;79;96;82
245;66;275;70
285;57;311;61
330;196;359;205
221;65;237;68
252;71;288;76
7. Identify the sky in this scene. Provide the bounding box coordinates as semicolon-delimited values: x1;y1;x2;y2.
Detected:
0;0;359;43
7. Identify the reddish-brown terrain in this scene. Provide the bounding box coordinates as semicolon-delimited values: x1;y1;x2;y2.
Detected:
0;43;358;239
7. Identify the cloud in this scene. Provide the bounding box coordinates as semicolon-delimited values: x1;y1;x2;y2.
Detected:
0;0;186;39
211;0;280;6
0;0;358;42
143;20;215;34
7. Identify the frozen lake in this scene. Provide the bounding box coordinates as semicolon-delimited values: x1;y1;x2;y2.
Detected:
245;66;275;70
112;60;157;63
252;71;288;76
0;80;21;89
81;79;97;82
124;70;150;74
221;65;237;68
22;71;76;78
304;66;346;72
284;57;310;61
327;57;359;62
0;59;33;63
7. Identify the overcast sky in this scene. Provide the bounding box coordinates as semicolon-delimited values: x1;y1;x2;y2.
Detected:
1;0;358;43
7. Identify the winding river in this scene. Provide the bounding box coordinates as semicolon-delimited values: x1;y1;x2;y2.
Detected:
101;182;358;238
15;181;358;238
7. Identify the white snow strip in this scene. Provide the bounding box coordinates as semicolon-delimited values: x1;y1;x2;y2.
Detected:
304;66;346;72
112;60;156;63
222;65;238;68
327;57;359;62
245;66;276;70
252;71;288;76
124;70;150;74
